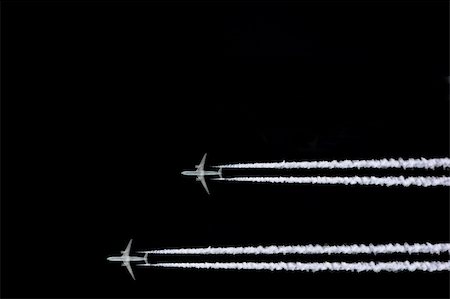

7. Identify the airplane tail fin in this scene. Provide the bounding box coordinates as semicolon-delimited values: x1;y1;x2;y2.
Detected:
218;167;223;178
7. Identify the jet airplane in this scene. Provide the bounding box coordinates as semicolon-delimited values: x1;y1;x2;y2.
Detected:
107;239;148;280
181;153;222;194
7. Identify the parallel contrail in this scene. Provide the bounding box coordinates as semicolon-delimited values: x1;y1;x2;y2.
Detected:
140;243;450;255
215;158;450;170
142;261;450;272
214;176;450;187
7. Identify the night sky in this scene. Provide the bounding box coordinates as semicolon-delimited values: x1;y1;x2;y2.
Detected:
2;1;449;298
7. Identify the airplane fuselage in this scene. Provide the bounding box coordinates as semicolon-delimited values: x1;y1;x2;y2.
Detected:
181;170;221;176
107;256;146;263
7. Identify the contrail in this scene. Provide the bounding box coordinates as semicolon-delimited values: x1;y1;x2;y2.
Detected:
214;176;450;187
140;243;450;255
142;261;450;272
215;158;450;170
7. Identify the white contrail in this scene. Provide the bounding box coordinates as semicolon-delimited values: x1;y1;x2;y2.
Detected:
142;261;450;272
214;176;450;187
141;243;450;255
215;158;450;170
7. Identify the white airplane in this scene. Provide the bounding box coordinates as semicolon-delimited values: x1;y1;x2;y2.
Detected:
107;239;148;280
181;153;222;195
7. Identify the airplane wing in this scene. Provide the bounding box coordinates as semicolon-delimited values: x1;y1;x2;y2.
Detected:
198;175;210;195
124;261;136;280
196;153;207;171
123;239;133;256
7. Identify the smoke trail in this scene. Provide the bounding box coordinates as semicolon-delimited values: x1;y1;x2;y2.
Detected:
216;158;450;170
214;176;450;187
142;261;450;272
141;243;450;255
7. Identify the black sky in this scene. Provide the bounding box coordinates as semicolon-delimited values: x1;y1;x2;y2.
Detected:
2;1;449;298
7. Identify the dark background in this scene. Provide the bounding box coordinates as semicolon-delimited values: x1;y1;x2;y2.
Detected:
2;1;449;297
